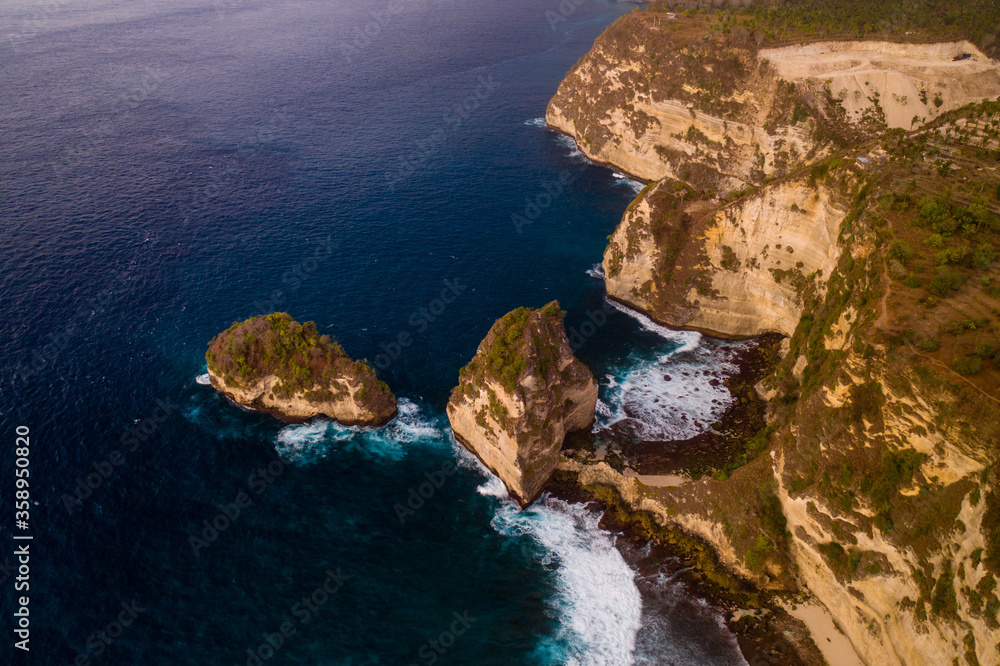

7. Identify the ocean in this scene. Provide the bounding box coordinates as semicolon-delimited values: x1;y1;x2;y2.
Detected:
0;0;749;663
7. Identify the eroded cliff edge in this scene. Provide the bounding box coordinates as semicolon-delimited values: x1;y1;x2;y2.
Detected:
603;172;848;337
447;302;597;505
206;313;397;426
547;9;1000;193
549;6;1000;665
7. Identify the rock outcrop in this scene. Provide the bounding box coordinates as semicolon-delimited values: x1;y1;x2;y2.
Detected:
206;313;397;426
447;302;598;505
603;171;849;338
546;11;821;192
546;12;1000;193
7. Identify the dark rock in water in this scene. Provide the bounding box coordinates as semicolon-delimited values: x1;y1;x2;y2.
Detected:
708;379;720;387
663;374;672;381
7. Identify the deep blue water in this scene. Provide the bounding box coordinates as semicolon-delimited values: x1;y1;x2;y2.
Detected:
1;1;750;664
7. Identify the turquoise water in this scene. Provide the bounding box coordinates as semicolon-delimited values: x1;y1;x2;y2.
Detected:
0;0;749;663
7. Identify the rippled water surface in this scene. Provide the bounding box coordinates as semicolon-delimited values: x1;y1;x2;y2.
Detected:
0;1;749;663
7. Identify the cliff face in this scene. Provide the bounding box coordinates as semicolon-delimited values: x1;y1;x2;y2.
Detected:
551;9;1000;664
546;12;819;192
603;173;849;338
206;313;397;426
546;12;1000;193
589;117;1000;664
447;302;597;505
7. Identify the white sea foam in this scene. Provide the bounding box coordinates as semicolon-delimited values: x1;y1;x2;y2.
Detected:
476;475;510;500
595;398;615;420
586;263;604;279
488;496;642;665
524;117;548;127
597;300;749;440
554;134;585;160
606;299;702;350
274;398;442;464
597;342;740;441
195;373;211;385
611;171;645;194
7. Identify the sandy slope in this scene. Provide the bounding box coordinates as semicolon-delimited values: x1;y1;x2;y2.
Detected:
761;41;1000;128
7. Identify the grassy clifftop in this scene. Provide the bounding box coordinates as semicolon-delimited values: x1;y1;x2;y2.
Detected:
453;302;569;397
649;0;1000;57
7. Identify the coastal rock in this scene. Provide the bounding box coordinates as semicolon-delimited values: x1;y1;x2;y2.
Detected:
447;302;598;505
546;13;1000;192
546;12;819;191
603;173;848;338
206;313;396;426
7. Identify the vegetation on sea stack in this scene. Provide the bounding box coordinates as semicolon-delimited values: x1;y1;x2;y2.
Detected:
206;313;395;415
454;302;567;396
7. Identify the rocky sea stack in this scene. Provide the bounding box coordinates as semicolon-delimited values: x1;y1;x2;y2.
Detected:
206;313;397;426
447;301;598;505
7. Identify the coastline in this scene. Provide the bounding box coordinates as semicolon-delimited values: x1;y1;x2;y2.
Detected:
538;116;829;660
546;472;827;666
543;320;829;664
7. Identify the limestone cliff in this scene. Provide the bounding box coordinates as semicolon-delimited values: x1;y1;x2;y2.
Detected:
546;11;813;192
206;313;397;426
447;302;597;505
575;108;1000;665
550;6;1000;663
603;172;850;338
546;11;1000;193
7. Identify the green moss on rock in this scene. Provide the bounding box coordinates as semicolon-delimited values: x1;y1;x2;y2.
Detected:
206;313;396;425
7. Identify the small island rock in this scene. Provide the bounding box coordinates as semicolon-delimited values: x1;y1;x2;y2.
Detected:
206;313;396;426
447;302;598;505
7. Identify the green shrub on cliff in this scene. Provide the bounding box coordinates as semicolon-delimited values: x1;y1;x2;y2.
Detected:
455;302;568;395
206;313;394;414
952;355;983;376
731;0;1000;58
